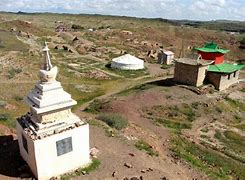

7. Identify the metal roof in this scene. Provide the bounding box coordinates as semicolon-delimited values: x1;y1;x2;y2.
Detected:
195;42;229;54
208;63;244;73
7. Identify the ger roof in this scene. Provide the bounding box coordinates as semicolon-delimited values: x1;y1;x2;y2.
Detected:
195;42;229;54
208;63;244;73
112;54;143;65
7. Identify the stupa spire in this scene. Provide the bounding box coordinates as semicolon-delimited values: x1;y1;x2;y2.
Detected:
39;42;58;82
42;41;53;71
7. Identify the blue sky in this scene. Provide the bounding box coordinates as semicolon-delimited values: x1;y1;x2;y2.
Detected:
0;0;244;21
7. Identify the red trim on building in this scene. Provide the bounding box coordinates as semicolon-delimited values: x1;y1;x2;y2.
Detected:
198;51;224;64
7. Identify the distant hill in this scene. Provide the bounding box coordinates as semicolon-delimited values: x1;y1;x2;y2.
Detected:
155;18;245;33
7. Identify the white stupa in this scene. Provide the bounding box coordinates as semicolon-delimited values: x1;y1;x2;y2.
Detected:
16;42;90;180
111;54;144;70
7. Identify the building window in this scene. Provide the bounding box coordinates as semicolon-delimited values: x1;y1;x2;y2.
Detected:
22;134;28;153
56;137;73;156
233;71;236;77
228;74;231;80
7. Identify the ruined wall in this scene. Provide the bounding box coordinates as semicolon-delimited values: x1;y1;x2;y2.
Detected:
174;63;199;86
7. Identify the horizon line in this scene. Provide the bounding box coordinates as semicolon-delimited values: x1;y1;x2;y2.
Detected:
0;10;244;23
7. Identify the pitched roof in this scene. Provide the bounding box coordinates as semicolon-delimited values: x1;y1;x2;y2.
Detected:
194;42;229;54
208;63;244;73
162;50;174;55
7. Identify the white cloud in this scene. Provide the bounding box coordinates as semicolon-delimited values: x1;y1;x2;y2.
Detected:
0;0;244;21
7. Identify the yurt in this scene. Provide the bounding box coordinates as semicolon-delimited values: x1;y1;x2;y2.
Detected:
111;54;144;70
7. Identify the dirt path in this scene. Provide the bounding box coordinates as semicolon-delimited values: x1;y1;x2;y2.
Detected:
79;86;208;179
75;76;172;115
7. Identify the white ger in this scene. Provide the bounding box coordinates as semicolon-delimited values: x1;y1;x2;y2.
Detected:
16;43;91;180
111;54;144;70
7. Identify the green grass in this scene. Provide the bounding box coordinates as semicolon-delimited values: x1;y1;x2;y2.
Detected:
225;97;245;112
84;99;108;114
103;63;149;79
200;127;209;133
97;113;128;130
7;67;22;79
61;158;101;180
234;124;245;130
73;91;105;111
117;83;156;96
214;130;222;139
240;88;245;92
0;100;7;107
135;140;159;156
13;95;23;102
178;103;196;122
223;130;244;142
88;119;117;137
145;103;197;132
62;83;105;112
171;136;245;179
155;118;191;131
161;64;173;69
0;30;28;51
0;113;15;128
214;130;245;163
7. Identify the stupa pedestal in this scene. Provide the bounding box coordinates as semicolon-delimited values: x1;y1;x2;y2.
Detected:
16;43;90;180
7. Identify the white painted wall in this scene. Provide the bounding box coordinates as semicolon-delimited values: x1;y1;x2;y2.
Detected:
17;122;91;180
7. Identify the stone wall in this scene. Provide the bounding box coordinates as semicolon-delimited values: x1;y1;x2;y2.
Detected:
174;63;207;87
207;71;240;90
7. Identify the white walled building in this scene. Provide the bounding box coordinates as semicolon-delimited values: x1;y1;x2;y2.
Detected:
111;54;144;70
158;50;174;65
16;43;90;180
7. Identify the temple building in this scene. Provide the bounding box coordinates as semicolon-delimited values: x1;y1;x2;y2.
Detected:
174;55;213;87
207;63;244;91
16;43;90;180
195;42;229;64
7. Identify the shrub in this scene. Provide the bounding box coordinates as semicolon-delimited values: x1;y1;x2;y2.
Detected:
0;100;7;107
97;113;128;130
240;88;245;92
71;24;84;30
84;99;105;114
7;67;22;79
161;64;172;69
14;95;23;101
0;114;10;121
224;130;243;142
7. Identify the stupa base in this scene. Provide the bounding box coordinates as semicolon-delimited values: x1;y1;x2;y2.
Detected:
16;118;90;180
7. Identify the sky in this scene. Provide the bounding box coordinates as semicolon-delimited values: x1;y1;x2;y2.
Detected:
0;0;244;21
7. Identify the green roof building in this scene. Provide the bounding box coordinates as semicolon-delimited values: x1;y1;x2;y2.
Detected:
195;42;229;64
207;63;244;90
